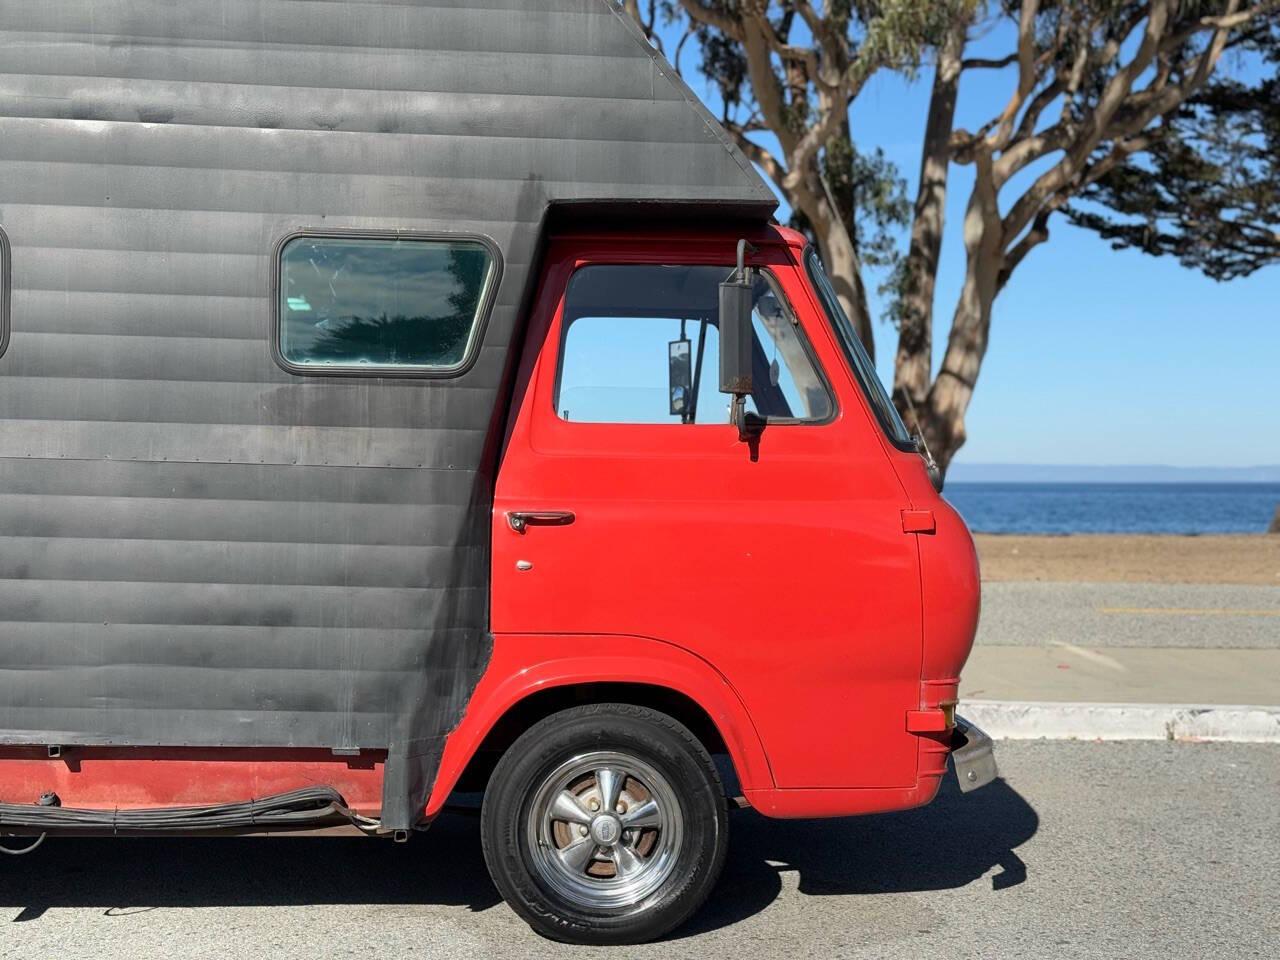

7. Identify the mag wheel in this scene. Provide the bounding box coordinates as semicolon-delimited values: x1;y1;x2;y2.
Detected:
481;703;727;945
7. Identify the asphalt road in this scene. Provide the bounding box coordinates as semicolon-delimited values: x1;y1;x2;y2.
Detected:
978;581;1280;649
3;741;1276;959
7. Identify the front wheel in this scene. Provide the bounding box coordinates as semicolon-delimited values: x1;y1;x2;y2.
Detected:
480;703;728;945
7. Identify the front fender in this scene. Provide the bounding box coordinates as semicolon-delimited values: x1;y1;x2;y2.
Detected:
426;633;775;817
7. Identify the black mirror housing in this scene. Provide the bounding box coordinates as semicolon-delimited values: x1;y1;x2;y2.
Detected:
718;278;753;396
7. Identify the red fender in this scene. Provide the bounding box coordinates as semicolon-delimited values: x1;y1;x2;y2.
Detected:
427;633;775;817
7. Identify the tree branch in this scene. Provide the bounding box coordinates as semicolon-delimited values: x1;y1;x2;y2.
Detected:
1000;128;1161;293
723;123;789;189
1000;0;1177;243
733;12;799;153
998;210;1051;291
962;53;1018;71
677;0;743;40
987;0;1041;151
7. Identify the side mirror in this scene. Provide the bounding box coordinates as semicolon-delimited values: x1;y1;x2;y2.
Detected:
719;241;764;454
719;242;755;397
718;278;753;396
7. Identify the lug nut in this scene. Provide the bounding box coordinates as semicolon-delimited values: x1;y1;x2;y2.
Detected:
616;803;626;813
579;825;588;837
588;799;599;811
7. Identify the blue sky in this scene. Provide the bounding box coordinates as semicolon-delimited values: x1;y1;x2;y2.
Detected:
654;16;1279;469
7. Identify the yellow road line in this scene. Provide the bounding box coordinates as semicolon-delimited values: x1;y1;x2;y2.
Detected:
1098;607;1280;618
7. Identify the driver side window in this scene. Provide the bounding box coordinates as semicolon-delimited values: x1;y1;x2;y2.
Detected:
555;264;832;424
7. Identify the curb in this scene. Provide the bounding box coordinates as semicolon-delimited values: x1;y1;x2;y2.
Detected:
961;700;1280;743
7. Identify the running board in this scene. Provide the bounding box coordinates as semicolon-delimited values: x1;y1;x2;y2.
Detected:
0;786;379;837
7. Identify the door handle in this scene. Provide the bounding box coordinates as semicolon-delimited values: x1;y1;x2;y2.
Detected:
506;510;575;534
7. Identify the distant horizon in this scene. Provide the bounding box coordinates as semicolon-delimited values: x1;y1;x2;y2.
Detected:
947;463;1280;484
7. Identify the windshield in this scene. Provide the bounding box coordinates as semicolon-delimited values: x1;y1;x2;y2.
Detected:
804;248;914;449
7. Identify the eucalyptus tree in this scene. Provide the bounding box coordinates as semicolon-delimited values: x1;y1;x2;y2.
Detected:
629;1;1278;475
628;0;959;355
899;1;1278;471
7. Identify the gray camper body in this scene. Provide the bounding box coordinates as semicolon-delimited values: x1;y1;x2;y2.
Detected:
0;0;773;828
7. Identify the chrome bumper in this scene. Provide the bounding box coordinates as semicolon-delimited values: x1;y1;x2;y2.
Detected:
951;716;998;793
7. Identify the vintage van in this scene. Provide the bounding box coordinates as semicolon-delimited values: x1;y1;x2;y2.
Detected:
0;0;993;944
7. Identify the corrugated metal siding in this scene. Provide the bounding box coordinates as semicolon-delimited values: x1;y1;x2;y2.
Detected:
0;0;772;823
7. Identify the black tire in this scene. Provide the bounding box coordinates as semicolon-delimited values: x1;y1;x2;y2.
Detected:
480;703;728;945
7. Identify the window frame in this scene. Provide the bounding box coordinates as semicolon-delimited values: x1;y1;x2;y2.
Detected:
553;262;837;427
0;225;10;359
803;246;915;451
270;228;503;379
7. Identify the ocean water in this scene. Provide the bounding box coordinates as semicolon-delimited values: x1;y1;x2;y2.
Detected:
943;482;1280;535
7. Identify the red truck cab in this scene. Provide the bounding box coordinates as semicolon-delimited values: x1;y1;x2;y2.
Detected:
440;223;993;939
480;224;982;805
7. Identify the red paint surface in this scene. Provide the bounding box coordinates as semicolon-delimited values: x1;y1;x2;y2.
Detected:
0;747;385;814
0;225;980;825
426;633;775;818
483;226;978;814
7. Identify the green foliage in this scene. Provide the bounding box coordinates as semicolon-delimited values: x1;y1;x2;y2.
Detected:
308;312;473;366
665;0;1278;335
298;244;489;366
447;246;492;314
789;135;911;272
848;0;970;86
673;1;959;120
696;24;751;112
1066;29;1280;281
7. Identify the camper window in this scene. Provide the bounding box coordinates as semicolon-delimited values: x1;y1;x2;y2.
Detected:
275;234;496;375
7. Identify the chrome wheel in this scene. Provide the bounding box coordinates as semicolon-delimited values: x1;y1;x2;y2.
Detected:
525;750;683;910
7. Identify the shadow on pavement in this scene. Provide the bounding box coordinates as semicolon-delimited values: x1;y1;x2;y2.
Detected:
680;775;1037;938
0;775;1036;933
0;815;503;923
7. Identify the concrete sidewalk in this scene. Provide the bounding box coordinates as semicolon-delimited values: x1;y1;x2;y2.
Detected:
963;579;1280;741
961;646;1280;704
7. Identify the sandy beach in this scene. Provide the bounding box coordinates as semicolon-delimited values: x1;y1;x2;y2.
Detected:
975;533;1280;585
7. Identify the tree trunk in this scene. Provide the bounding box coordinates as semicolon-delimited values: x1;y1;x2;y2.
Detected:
893;18;965;431
813;210;875;361
921;154;1004;475
819;119;877;360
733;127;876;360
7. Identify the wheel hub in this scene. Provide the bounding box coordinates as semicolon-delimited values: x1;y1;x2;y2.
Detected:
590;813;622;846
525;750;684;910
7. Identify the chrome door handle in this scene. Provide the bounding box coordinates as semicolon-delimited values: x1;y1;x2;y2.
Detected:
506;510;576;534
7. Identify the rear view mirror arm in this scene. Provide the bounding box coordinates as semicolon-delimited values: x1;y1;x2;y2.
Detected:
688;319;709;424
735;239;756;280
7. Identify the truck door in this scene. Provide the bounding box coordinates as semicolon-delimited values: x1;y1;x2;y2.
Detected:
492;239;923;790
